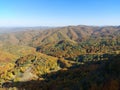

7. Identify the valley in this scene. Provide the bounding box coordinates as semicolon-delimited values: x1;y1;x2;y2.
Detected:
0;25;120;90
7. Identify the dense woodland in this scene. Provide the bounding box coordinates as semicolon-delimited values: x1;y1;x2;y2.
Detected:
0;25;120;90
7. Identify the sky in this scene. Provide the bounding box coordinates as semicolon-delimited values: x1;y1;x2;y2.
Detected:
0;0;120;27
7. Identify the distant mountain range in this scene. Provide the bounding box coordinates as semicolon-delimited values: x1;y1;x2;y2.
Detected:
0;26;52;33
0;25;120;46
0;25;120;90
0;25;119;61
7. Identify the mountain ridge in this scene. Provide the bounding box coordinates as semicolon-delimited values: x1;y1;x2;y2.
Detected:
0;25;120;47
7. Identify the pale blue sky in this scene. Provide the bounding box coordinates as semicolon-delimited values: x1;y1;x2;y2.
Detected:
0;0;120;27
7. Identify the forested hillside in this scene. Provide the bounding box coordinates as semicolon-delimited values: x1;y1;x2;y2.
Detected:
0;25;120;90
0;26;120;47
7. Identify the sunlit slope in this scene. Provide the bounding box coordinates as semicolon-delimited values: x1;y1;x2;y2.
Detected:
0;52;74;83
0;45;36;65
0;26;119;47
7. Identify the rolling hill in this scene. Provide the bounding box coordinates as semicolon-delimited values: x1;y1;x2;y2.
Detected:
0;25;120;90
0;25;120;47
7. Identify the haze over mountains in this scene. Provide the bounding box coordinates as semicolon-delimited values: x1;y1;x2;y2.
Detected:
0;25;120;90
0;26;52;33
0;25;120;46
1;0;120;89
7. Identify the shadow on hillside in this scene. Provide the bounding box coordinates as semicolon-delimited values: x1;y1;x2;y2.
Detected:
2;54;120;90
